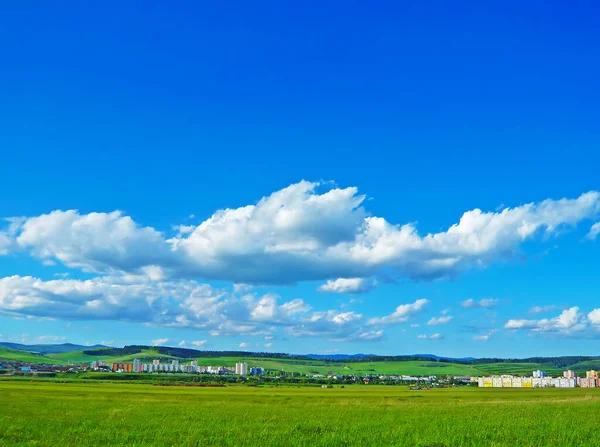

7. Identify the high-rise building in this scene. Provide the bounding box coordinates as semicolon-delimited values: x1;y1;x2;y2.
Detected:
235;362;248;376
153;359;160;366
586;370;598;378
133;359;141;373
563;370;575;379
533;370;546;378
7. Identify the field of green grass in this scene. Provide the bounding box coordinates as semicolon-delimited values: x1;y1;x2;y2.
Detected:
1;380;600;446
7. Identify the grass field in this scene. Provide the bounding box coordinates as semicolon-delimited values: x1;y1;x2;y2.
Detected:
1;380;600;446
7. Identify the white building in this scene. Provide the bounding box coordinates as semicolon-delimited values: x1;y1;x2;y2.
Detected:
235;362;248;376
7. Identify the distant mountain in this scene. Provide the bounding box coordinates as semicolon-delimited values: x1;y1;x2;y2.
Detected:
306;353;477;362
306;354;376;361
412;354;477;362
0;342;107;354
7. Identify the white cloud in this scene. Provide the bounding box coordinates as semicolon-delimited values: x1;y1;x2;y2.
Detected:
410;323;420;328
461;298;499;309
505;307;587;334
0;274;386;342
418;333;443;340
152;338;169;346
239;342;249;349
101;340;114;346
473;330;497;342
587;309;600;326
264;342;272;348
191;340;207;348
356;330;384;341
318;277;375;294
427;316;453;326
4;183;598;285
530;305;557;314
367;299;428;326
15;210;171;273
587;222;600;240
0;232;11;255
233;283;253;294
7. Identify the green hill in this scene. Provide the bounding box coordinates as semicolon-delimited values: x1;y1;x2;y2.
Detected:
0;347;66;365
3;344;599;377
47;348;177;364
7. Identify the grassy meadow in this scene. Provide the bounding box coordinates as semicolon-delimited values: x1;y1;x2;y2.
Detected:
1;380;600;446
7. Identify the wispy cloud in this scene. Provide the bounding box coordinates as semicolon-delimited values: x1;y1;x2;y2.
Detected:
417;333;443;340
461;298;499;309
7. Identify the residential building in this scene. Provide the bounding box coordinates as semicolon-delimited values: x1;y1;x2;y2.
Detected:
563;370;576;379
235;362;248;376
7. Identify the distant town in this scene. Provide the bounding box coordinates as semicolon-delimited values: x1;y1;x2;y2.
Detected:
477;370;600;388
3;355;600;389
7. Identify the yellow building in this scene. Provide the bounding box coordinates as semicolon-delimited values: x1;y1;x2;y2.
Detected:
586;370;597;378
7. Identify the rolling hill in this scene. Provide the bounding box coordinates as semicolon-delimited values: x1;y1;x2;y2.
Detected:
1;344;598;377
0;342;107;354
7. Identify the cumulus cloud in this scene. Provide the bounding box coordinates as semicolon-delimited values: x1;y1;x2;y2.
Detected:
427;316;453;326
367;299;428;326
0;275;379;342
418;333;443;340
264;342;273;348
587;309;600;326
239;342;249;349
191;340;207;348
461;298;499;309
15;210;172;273
587;222;600;240
318;277;375;294
152;338;169;346
505;307;587;334
4;182;598;285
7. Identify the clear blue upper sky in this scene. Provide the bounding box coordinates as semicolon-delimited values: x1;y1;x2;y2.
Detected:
0;1;599;357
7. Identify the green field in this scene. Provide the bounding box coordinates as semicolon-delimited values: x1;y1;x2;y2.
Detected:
1;380;599;446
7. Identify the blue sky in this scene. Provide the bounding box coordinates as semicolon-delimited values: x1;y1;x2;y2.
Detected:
1;1;599;357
